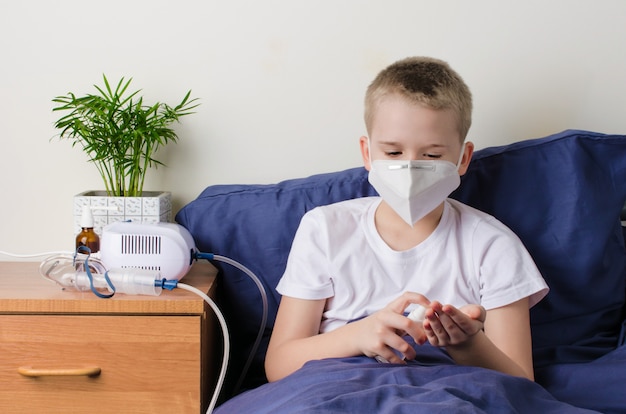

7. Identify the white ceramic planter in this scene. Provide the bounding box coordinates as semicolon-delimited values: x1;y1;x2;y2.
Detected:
73;191;172;236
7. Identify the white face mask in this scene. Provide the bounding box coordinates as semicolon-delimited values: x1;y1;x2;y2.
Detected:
368;144;465;226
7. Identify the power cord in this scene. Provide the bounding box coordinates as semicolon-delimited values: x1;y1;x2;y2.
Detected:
0;250;74;258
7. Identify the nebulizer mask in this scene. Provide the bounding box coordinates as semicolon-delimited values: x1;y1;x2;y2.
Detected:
39;246;171;298
368;141;466;226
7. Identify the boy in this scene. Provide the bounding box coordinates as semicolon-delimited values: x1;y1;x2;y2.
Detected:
265;57;548;382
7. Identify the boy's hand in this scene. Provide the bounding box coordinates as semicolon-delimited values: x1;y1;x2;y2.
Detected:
356;292;430;364
423;301;486;348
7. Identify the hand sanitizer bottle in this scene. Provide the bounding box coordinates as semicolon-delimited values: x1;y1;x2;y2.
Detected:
76;206;100;253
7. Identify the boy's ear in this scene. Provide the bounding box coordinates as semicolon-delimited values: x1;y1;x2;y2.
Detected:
458;141;474;176
360;136;372;171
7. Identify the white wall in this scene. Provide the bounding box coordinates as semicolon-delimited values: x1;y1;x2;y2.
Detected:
1;0;625;258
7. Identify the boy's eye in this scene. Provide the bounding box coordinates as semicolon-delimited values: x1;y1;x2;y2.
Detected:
424;153;442;159
385;151;402;157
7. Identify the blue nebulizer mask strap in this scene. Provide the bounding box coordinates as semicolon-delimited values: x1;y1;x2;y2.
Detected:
73;246;116;298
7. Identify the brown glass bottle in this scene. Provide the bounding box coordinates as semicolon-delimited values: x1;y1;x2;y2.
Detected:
76;227;100;253
76;206;100;253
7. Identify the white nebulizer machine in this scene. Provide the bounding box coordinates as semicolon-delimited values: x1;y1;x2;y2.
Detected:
40;221;196;297
37;221;267;414
100;221;197;281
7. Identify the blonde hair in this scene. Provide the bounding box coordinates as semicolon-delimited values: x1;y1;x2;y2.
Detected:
364;57;473;141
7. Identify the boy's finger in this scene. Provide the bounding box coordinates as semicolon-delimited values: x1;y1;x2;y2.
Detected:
388;292;431;314
442;305;483;336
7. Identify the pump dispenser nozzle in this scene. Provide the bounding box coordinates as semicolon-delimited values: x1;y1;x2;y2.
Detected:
80;205;94;228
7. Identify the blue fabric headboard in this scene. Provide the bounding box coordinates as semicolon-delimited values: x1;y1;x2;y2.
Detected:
176;130;626;394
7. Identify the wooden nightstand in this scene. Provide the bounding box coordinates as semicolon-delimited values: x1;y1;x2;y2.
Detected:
0;260;218;414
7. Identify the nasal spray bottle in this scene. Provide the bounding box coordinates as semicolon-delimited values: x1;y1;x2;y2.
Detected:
76;206;100;253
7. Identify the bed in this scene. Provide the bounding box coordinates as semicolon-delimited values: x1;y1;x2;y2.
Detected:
176;130;626;413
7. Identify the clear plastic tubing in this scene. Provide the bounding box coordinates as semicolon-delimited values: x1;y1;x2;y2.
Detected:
211;254;268;395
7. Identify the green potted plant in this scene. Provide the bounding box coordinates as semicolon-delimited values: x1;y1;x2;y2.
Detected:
52;75;199;235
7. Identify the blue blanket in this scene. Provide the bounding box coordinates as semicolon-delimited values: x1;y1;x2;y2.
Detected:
215;344;604;413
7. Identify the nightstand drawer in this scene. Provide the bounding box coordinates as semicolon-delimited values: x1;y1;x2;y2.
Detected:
0;314;203;413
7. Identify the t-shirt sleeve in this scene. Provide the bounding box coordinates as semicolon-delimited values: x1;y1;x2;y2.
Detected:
276;208;335;300
474;217;549;310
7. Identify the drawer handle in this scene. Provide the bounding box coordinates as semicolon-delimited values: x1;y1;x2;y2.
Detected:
17;366;102;377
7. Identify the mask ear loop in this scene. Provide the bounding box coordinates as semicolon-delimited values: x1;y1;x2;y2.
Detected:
456;142;467;169
367;137;374;170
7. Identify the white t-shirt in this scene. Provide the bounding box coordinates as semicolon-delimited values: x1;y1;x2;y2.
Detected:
276;197;549;333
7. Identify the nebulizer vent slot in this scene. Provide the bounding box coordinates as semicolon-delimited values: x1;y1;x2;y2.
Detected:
121;264;161;271
121;234;162;255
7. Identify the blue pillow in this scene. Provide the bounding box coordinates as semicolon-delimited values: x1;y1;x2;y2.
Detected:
451;130;626;367
176;130;626;393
